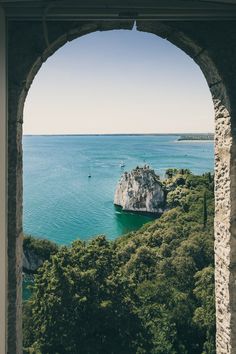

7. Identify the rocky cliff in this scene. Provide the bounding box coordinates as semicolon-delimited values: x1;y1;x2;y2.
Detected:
23;249;45;274
23;236;58;274
114;165;165;214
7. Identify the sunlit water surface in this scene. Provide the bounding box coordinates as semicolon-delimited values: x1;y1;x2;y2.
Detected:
23;135;214;245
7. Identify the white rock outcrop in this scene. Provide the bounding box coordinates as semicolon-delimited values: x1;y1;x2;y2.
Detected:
114;165;165;214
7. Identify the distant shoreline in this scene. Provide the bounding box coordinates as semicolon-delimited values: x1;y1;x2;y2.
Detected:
23;133;214;137
177;140;213;143
177;134;214;141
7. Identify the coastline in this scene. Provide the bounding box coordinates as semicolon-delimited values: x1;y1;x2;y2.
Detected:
176;139;214;143
23;135;214;243
23;132;213;137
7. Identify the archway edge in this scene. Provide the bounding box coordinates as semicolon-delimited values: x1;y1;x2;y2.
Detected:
136;21;229;109
23;21;135;101
7;19;235;354
22;20;228;111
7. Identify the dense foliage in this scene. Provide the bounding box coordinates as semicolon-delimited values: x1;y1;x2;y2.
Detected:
23;170;215;354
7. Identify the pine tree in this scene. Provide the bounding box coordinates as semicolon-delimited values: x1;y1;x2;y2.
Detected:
203;191;207;229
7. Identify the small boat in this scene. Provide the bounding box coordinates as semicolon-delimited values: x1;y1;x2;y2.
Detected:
88;174;91;178
120;161;125;168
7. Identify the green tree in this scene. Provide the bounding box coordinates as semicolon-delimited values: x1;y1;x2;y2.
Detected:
193;267;216;354
24;170;215;354
25;237;150;353
203;191;208;230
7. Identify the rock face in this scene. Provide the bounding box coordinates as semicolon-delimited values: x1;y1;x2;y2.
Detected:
23;249;44;274
114;166;165;214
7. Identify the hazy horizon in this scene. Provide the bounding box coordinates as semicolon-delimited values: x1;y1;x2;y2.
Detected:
23;132;214;136
23;29;214;135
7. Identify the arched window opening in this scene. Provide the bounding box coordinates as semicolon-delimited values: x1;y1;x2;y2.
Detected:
22;28;216;353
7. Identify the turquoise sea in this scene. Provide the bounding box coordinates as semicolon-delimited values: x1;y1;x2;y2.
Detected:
23;135;214;245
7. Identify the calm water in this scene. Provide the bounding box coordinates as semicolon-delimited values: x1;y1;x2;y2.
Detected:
23;135;214;245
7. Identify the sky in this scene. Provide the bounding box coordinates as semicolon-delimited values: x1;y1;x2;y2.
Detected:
23;28;214;135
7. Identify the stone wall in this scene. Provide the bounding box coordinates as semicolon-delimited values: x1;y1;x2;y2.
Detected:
7;20;134;354
136;21;236;353
0;7;7;354
7;19;236;353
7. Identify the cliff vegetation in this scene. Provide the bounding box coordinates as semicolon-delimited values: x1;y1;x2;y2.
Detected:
23;169;215;354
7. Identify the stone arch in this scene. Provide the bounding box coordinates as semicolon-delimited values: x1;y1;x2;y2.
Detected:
136;22;233;354
8;19;235;353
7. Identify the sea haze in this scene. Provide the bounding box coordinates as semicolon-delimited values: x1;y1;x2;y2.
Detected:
23;135;214;244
